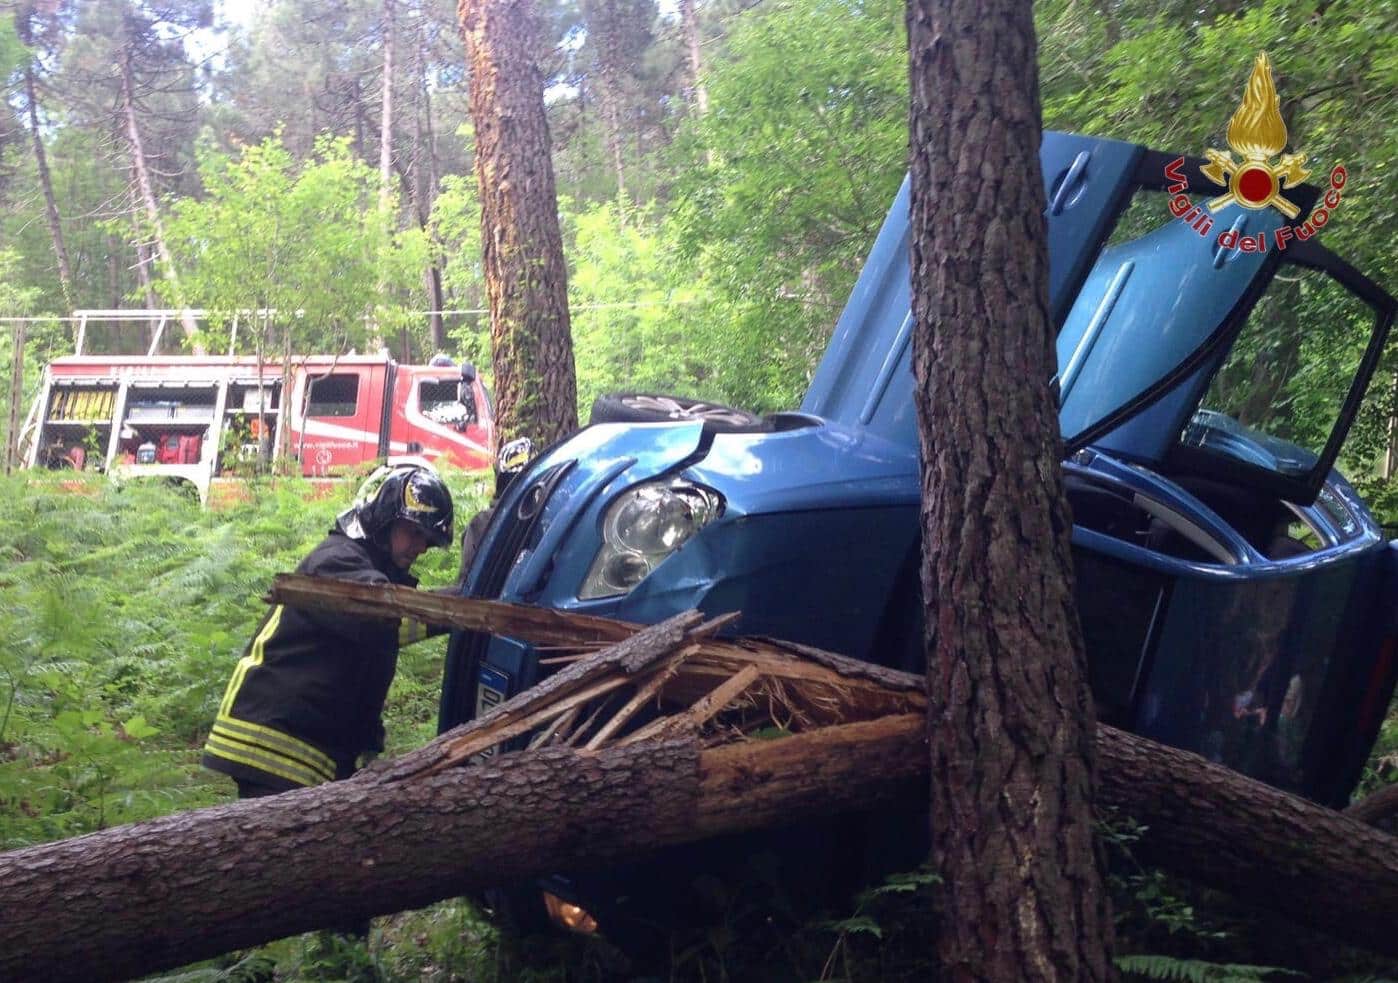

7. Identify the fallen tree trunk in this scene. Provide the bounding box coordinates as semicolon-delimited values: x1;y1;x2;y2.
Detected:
0;725;925;980
3;587;1398;980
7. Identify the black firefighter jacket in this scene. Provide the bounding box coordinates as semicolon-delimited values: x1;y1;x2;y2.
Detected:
202;530;431;791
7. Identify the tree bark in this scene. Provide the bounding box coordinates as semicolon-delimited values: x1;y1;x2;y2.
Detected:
412;16;447;351
458;0;580;450
678;0;708;114
106;232;122;309
380;0;396;215
7;707;1398;981
1344;780;1398;828
130;209;159;312
6;321;26;474
907;0;1114;979
585;0;629;199
118;44;201;350
22;65;74;309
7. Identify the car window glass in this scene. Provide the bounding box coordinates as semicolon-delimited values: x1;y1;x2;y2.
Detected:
1181;263;1381;481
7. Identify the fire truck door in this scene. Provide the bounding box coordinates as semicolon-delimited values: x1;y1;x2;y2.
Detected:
294;364;390;476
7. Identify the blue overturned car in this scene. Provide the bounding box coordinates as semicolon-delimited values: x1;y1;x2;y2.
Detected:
440;132;1398;937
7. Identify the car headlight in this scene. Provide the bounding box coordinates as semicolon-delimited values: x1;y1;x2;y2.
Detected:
578;480;721;599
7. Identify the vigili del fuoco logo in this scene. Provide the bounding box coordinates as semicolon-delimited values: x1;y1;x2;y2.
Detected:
1163;52;1347;253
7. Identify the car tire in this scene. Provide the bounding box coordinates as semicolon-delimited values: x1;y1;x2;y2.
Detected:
590;392;768;432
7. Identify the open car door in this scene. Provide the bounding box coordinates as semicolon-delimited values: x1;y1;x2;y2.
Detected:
1061;153;1394;506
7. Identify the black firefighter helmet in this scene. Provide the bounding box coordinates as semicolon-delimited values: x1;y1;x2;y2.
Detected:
337;461;454;548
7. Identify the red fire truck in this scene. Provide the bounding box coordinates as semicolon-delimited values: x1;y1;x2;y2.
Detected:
17;326;495;502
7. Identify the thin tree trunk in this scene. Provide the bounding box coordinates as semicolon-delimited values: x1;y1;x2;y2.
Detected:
277;323;293;471
412;14;446;349
458;0;579;449
380;0;396;214
6;321;26;474
353;76;368;160
119;49;201;350
130;210;158;311
22;66;73;309
678;0;708;114
907;0;1114;978
590;0;628;200
107;234;122;310
370;0;397;350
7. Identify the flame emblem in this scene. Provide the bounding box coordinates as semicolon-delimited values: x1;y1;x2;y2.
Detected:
403;479;434;514
1201;53;1310;217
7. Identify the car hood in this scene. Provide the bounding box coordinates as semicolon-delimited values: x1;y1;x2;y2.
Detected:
683;418;918;517
801;131;1144;447
797;132;1332;476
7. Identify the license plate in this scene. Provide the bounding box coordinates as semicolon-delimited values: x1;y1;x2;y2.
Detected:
474;666;511;759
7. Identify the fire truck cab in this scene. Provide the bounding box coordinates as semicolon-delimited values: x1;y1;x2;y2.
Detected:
17;313;494;501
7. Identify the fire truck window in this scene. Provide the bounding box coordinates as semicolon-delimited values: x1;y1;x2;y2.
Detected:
420;380;456;410
420;379;476;425
307;374;359;417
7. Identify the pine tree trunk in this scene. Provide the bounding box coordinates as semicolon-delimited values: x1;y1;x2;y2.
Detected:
380;0;396;213
906;0;1115;978
458;0;579;449
678;0;708;114
411;23;446;350
23;65;73;309
107;234;122;309
588;0;628;200
130;210;159;312
119;48;201;350
6;321;26;474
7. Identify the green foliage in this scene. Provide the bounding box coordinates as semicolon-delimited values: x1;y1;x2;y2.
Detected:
0;469;486;850
0;248;40;316
566;198;710;414
0;16;25;80
1100;813;1232;945
430;169;491;369
2;0;1398;977
816;867;942;980
1116;954;1301;982
664;0;907;411
159;134;421;355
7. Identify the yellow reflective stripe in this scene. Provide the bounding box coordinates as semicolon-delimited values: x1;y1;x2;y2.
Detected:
220;605;285;717
399;618;429;646
204;733;322;787
213;715;336;780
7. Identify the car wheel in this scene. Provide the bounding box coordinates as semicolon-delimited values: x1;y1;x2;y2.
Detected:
590;392;767;432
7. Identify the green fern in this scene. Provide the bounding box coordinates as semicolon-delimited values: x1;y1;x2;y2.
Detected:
1116;954;1303;982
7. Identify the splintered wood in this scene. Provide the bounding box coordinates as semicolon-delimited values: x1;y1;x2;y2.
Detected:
268;574;926;779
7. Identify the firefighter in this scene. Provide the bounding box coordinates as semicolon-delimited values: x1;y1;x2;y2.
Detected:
202;461;455;798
